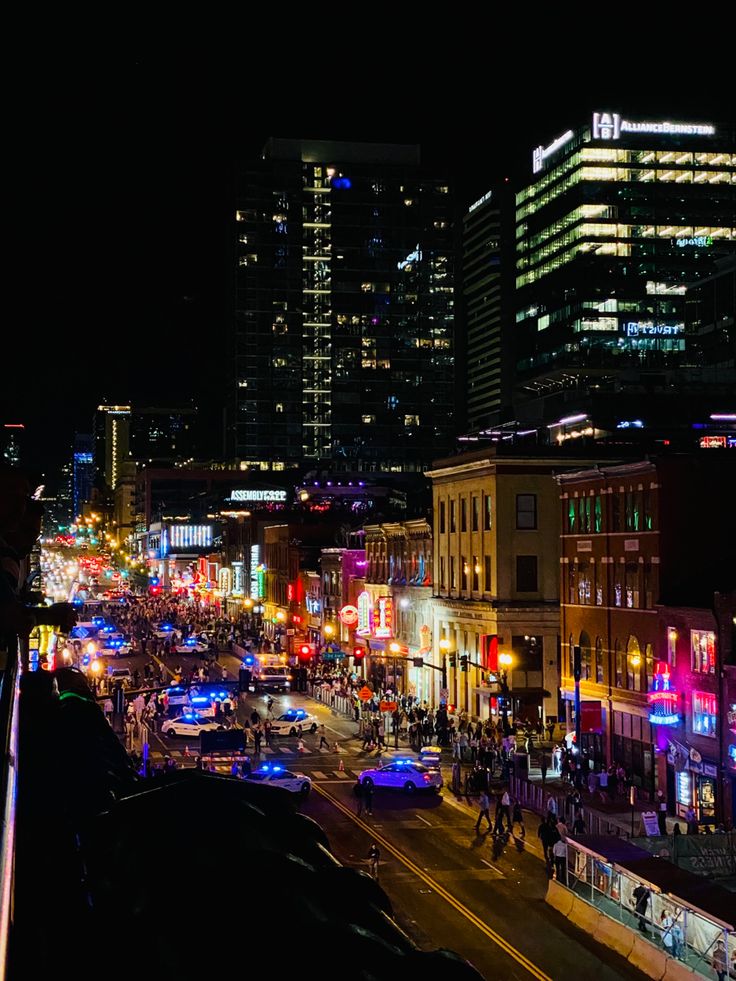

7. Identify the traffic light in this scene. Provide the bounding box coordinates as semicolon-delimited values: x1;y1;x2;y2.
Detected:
448;652;456;669
352;647;365;661
460;654;469;673
298;643;314;662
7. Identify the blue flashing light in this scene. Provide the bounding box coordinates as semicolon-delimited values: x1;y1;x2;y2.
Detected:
259;764;271;772
183;714;196;721
161;623;172;631
82;654;90;665
190;696;209;704
332;177;351;189
272;766;282;773
218;691;226;698
243;655;254;666
73;599;83;606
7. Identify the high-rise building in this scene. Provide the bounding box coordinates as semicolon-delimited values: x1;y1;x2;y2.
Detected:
130;406;196;465
230;139;456;473
72;434;94;520
462;186;514;431
513;111;735;435
94;405;131;490
2;423;24;466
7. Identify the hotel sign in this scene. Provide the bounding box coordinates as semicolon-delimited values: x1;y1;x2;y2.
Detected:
593;112;715;140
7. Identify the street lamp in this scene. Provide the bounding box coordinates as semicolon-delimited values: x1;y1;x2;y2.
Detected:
389;641;401;694
498;652;513;735
439;638;450;699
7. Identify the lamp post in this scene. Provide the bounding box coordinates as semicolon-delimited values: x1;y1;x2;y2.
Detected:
389;641;401;695
498;652;513;735
439;638;450;706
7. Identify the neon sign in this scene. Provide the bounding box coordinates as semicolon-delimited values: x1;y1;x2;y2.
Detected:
675;235;713;248
648;661;679;725
622;322;684;338
339;604;358;627
593;112;715;140
373;596;393;638
357;591;372;636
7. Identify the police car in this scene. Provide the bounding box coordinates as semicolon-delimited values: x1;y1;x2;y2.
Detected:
164;685;190;708
359;759;443;794
182;636;209;654
163;714;226;738
244;763;312;795
269;709;319;736
154;623;177;640
101;634;132;657
187;689;234;718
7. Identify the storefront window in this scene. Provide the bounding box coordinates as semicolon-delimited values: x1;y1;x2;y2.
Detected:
692;691;717;737
691;630;715;674
697;775;716;821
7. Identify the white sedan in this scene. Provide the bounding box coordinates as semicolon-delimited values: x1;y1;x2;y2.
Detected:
101;635;132;657
359;759;443;794
163;714;226;738
244;764;312;795
269;709;319;736
154;623;179;640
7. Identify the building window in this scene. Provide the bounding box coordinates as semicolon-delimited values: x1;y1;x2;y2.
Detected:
472;496;479;532
461;498;467;532
627;637;642;692
484;494;492;530
625;562;639;609
439;501;446;535
484;555;491;592
516;555;538;592
595;638;604;684
643;561;654;608
692;691;717;738
461;556;468;592
667;627;677;666
516;494;537;529
615;644;624;688
450;500;456;533
439;556;445;591
691;630;716;674
472;556;479;592
450;556;456;590
567;500;576;533
645;644;655;691
643;488;653;530
612;492;623;532
578;564;592;605
594;495;603;533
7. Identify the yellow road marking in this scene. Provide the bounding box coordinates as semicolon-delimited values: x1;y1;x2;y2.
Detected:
314;783;552;981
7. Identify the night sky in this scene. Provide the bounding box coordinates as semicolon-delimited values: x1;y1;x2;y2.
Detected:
5;49;733;481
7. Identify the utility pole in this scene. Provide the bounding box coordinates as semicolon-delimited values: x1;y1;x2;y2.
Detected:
573;644;582;762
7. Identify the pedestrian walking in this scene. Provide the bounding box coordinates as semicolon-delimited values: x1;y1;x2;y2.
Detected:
632;883;650;933
553;838;567;882
318;724;329;750
511;798;525;838
368;843;380;880
353;779;365;817
475;790;492;832
656;790;668;835
364;781;374;816
540;753;548;787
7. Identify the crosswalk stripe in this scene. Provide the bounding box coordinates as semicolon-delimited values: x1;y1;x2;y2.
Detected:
335;770;350;779
312;771;329;780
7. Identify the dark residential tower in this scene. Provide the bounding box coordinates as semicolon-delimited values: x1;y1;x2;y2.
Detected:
229;139;456;473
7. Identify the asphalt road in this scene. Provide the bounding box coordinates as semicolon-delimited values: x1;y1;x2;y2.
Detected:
134;677;646;981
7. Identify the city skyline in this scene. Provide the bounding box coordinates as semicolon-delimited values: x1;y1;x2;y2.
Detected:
5;52;733;473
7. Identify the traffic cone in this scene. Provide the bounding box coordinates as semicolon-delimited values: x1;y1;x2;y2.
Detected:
338;758;345;771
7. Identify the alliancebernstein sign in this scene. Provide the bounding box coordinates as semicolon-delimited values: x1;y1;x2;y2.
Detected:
592;112;716;140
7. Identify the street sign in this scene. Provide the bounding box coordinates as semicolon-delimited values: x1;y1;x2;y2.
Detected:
379;700;398;713
359;686;373;701
641;811;660;836
412;657;424;667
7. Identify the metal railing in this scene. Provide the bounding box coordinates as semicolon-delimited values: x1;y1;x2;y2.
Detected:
0;641;20;981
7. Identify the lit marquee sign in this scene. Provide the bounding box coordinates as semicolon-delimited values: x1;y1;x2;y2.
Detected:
339;604;359;627
468;189;493;213
356;591;372;636
169;525;212;549
232;561;244;596
230;489;287;502
532;129;574;173
250;545;260;599
593;112;715;140
648;661;680;725
675;235;713;248
397;246;422;271
621;322;684;338
373;596;393;639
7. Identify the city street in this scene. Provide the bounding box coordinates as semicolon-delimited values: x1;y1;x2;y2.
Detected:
142;677;647;981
